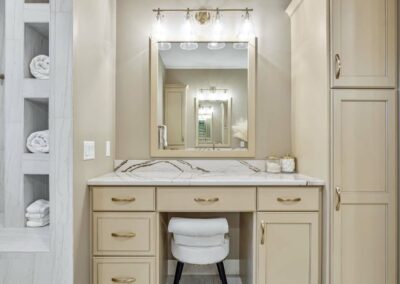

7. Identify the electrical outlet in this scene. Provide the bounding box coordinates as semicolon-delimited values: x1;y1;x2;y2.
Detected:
83;141;95;160
106;141;111;157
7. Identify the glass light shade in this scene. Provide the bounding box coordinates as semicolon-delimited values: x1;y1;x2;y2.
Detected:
238;13;255;41
158;42;172;51
180;42;199;51
152;13;166;40
207;42;226;50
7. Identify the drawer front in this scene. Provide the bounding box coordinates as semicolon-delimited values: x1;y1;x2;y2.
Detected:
92;187;155;211
258;187;320;211
93;212;155;256
93;257;155;284
157;187;256;212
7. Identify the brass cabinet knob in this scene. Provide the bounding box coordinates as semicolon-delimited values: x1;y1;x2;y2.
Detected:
111;197;136;202
111;232;136;238
111;277;136;283
335;186;342;211
194;197;219;204
277;197;301;203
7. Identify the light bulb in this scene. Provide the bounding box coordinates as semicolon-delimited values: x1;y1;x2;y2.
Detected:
238;9;254;41
183;10;194;39
158;42;172;51
152;10;166;40
213;10;223;37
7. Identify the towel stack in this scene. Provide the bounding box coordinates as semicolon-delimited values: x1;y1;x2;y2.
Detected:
26;199;49;227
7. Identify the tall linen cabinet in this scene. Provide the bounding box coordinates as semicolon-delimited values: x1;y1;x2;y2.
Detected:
288;0;398;284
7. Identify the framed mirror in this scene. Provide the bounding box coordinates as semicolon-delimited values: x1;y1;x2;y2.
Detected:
150;38;256;157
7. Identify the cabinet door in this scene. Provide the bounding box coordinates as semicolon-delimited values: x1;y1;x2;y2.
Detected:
331;0;396;88
332;90;397;284
164;85;186;147
257;212;319;284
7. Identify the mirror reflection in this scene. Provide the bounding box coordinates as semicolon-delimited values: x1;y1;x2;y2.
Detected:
157;42;248;151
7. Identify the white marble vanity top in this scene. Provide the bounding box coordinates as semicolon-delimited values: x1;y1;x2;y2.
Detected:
88;160;325;187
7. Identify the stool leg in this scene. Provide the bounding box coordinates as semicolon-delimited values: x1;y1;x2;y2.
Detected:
216;262;228;284
173;261;184;284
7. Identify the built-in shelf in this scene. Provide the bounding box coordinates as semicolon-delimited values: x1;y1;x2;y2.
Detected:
24;98;49;154
24;22;49;79
24;3;50;23
22;153;49;174
23;78;50;99
24;174;49;211
0;226;50;252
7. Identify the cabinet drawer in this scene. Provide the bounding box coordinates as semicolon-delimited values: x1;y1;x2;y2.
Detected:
157;187;256;212
93;257;155;284
92;187;155;211
258;187;320;211
93;212;155;256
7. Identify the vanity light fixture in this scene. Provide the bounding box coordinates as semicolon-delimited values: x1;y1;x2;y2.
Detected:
152;8;167;40
238;8;255;41
198;87;230;101
152;8;255;47
180;9;199;51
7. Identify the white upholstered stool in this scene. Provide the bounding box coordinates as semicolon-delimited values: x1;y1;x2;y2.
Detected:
168;217;230;284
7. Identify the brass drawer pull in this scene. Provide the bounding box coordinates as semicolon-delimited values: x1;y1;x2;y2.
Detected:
111;232;136;238
111;277;136;283
335;186;341;211
277;197;302;203
111;197;136;202
335;54;341;79
194;197;219;204
261;220;266;245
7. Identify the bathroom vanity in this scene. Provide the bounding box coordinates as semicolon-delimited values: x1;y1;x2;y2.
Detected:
88;160;324;284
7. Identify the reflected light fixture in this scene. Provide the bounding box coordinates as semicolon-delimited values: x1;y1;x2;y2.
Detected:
208;42;226;50
158;42;172;51
233;42;248;50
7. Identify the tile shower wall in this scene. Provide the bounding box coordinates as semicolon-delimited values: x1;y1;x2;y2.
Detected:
116;0;292;159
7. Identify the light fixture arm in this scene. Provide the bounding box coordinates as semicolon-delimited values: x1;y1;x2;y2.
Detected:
152;8;253;13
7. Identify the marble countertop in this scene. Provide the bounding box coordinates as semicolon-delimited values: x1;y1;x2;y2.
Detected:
88;160;325;187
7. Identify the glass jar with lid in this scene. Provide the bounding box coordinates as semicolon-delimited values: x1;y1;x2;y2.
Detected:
265;156;281;173
281;155;296;173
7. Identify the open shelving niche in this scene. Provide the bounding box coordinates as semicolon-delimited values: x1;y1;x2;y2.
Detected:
0;1;51;252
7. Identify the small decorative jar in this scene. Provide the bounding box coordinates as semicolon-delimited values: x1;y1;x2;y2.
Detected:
266;156;282;173
281;155;296;173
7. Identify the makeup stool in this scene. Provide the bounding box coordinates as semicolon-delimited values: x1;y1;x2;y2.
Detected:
168;217;230;284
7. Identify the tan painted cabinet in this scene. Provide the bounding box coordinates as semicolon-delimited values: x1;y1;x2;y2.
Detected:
257;212;320;284
331;0;396;88
332;90;397;284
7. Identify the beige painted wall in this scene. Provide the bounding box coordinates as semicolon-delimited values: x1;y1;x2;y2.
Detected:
116;0;292;159
73;0;116;283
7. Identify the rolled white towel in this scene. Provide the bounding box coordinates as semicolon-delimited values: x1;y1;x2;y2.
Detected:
25;212;48;219
26;130;49;153
26;199;49;214
27;215;49;227
30;55;50;79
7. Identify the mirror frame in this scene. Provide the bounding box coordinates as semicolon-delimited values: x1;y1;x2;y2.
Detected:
150;37;256;158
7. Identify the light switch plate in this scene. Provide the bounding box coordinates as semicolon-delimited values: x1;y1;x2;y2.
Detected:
83;141;95;160
106;141;111;157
